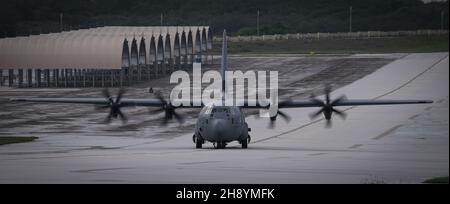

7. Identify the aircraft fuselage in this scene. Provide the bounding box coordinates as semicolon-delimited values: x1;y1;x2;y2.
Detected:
193;104;250;149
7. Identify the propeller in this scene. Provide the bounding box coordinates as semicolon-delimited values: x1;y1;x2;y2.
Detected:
96;88;128;124
149;92;185;126
268;109;291;129
309;85;347;128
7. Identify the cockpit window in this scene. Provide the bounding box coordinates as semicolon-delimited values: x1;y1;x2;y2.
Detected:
212;107;230;113
210;107;231;119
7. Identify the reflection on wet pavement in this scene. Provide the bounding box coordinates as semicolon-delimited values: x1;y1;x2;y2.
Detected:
0;55;400;140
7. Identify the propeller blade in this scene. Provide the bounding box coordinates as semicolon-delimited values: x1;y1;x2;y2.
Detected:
149;108;165;114
310;98;324;106
117;109;127;123
102;88;111;99
152;92;186;126
308;85;349;128
309;108;324;119
116;88;126;103
155;92;166;104
332;108;347;120
277;110;291;123
95;104;110;110
331;95;347;106
172;111;185;124
325;119;332;128
161;117;169;126
105;113;113;124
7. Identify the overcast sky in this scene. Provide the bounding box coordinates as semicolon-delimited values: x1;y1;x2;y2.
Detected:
422;0;448;3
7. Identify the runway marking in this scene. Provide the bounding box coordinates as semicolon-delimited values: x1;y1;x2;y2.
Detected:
252;54;448;144
372;125;403;140
72;167;134;173
348;144;363;149
409;114;420;120
177;161;222;165
92;179;125;182
269;156;290;159
308;153;327;156
371;54;449;100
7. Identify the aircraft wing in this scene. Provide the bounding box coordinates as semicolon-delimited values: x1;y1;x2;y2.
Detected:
10;98;166;107
9;97;206;108
276;99;433;108
10;97;433;108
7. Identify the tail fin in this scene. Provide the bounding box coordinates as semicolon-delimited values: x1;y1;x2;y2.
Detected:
221;30;227;94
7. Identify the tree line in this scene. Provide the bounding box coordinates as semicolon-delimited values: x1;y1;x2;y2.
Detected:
0;0;448;37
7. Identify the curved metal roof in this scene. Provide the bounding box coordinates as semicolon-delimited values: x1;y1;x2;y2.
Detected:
0;26;211;70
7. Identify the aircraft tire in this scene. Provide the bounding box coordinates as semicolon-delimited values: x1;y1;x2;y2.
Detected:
241;138;248;149
195;137;203;149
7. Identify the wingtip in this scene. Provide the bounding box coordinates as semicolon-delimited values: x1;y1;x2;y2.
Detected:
10;98;26;102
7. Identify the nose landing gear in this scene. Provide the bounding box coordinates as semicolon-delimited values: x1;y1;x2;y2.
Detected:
213;142;227;149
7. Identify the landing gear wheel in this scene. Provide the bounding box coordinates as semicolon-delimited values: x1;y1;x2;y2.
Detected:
241;138;248;149
215;142;226;149
195;137;203;149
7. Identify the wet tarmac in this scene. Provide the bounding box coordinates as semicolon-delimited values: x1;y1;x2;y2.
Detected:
0;54;398;139
0;53;447;183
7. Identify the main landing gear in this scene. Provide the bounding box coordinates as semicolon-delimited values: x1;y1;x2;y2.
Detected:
240;135;251;149
193;135;204;149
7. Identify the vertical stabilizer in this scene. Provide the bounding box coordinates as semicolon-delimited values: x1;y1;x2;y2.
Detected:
221;30;227;94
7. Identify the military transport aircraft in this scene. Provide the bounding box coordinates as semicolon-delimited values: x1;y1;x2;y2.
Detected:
10;30;433;149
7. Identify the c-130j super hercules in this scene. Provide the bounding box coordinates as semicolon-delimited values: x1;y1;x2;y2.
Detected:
11;30;433;149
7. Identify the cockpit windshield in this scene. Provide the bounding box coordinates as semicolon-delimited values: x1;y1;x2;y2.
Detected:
210;107;231;118
212;107;230;113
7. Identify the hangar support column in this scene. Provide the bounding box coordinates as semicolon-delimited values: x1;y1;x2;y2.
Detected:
45;69;50;87
163;61;167;74
69;69;72;87
92;70;96;88
168;58;174;73
18;69;23;88
110;70;114;87
55;69;60;87
127;68;132;86
138;65;142;81
175;56;181;70
120;69;124;87
128;67;133;84
153;61;158;78
35;69;42;88
101;70;105;87
73;69;78;88
51;69;56;87
64;69;68;88
27;69;33;87
182;55;188;70
8;69;14;87
82;69;86;88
